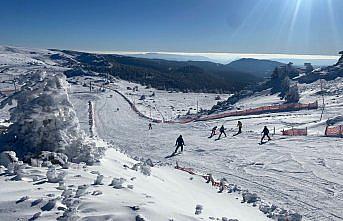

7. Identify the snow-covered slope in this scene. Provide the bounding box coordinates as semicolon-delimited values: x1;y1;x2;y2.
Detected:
68;77;342;221
0;47;274;221
0;140;270;221
1;46;343;221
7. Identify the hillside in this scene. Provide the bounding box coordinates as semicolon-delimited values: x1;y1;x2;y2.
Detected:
52;50;261;93
226;58;283;78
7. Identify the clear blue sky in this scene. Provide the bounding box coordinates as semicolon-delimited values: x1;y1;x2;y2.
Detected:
1;0;342;55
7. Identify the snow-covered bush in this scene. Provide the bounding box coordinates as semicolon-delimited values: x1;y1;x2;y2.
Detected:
242;191;259;203
0;151;18;167
7;161;24;175
75;184;89;197
195;204;203;215
131;162;152;176
0;71;105;165
38;151;68;166
12;163;26;181
93;174;104;185
140;164;151;176
57;181;67;190
0;165;5;174
110;177;126;189
145;159;154;167
58;208;79;221
46;166;67;183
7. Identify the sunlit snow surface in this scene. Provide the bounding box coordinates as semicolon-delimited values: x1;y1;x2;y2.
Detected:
69;77;343;221
1;46;343;220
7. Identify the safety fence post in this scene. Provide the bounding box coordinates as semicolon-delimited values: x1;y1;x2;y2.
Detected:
324;125;328;136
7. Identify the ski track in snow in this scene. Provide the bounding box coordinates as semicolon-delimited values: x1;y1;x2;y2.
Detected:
69;84;343;221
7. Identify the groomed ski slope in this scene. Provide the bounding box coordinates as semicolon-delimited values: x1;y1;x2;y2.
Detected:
69;78;343;221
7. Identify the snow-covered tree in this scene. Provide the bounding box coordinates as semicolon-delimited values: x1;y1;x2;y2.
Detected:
285;84;300;103
280;76;291;99
0;71;105;165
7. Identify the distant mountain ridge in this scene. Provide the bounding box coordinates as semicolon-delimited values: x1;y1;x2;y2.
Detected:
226;58;284;78
124;52;212;62
51;50;263;93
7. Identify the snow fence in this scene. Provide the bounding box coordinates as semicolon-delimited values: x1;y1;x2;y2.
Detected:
195;101;318;122
100;83;318;124
282;128;307;136
325;125;343;137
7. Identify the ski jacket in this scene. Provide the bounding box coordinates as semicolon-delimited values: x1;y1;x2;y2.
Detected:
262;127;269;135
176;137;184;145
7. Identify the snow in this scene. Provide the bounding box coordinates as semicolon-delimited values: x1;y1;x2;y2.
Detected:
67;77;343;220
0;46;272;221
111;79;232;121
0;146;269;221
1;46;343;220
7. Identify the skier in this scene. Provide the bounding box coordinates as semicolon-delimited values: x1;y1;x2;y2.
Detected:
148;123;152;130
174;135;185;154
209;126;217;138
260;126;271;143
237;121;242;134
218;178;228;193
217;125;227;139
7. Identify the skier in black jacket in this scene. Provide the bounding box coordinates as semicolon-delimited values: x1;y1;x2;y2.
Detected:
217;125;227;139
174;135;185;154
260;126;271;143
209;126;217;138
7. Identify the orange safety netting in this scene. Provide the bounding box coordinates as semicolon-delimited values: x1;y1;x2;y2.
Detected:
197;101;318;122
325;125;343;137
282;128;307;136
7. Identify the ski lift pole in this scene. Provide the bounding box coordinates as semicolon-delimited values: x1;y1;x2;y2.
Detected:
319;79;325;121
